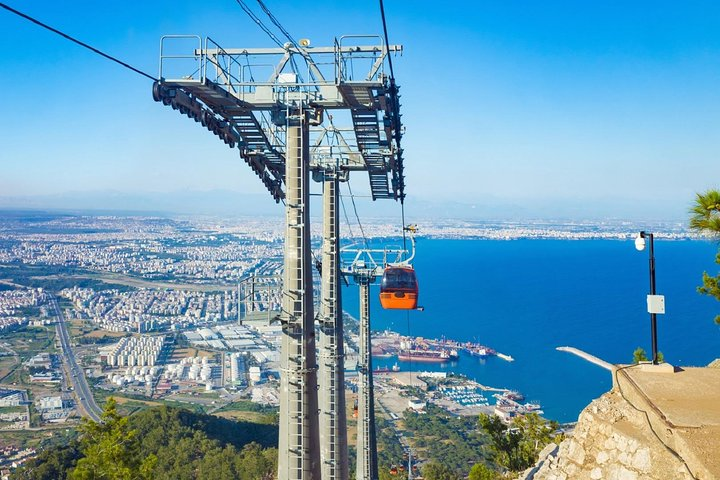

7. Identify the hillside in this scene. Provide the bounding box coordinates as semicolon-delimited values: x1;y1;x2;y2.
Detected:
520;362;720;480
11;401;278;480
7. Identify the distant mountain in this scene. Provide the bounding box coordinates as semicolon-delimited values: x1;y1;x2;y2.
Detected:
0;189;692;223
0;190;284;218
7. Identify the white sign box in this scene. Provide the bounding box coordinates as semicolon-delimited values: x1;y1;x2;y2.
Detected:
647;295;665;314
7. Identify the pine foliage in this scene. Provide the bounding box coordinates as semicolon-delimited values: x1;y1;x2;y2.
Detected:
11;399;278;480
689;190;720;324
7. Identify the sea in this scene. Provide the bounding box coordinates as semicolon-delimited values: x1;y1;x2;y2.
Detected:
341;238;720;423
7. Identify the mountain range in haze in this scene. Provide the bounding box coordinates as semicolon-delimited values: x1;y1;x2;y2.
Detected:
0;189;693;223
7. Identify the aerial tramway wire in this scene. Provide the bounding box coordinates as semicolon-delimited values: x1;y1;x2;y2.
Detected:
256;0;299;48
378;0;408;255
0;2;155;81
346;179;370;250
379;7;416;474
234;0;305;81
254;0;317;86
339;188;359;244
234;0;284;48
378;0;396;79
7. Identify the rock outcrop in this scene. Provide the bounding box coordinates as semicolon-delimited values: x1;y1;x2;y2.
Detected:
520;363;720;480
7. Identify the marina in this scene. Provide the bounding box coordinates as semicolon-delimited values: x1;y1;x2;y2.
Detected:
367;330;540;419
438;385;490;407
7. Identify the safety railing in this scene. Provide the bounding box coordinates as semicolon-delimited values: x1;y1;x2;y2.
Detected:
161;34;392;96
203;37;244;93
159;35;203;81
336;35;385;82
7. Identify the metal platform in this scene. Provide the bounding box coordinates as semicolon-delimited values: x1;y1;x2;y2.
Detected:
152;35;405;201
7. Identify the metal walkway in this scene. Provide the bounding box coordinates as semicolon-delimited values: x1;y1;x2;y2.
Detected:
153;35;404;202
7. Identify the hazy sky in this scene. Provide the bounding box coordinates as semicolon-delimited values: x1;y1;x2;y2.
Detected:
1;1;719;220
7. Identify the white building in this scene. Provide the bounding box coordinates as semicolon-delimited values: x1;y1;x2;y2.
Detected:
38;396;64;410
0;389;25;407
249;366;262;384
103;335;165;368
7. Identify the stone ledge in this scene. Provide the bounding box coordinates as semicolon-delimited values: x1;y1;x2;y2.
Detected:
632;362;676;374
523;365;720;480
616;365;720;478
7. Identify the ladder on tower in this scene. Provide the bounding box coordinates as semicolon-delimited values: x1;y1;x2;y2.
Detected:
365;154;392;200
351;109;393;200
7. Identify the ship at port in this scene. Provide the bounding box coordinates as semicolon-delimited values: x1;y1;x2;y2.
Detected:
374;363;402;373
468;346;495;357
397;340;459;362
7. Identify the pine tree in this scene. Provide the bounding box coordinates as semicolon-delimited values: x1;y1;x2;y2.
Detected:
689;190;720;324
468;463;499;480
70;398;157;480
421;461;460;480
633;347;648;363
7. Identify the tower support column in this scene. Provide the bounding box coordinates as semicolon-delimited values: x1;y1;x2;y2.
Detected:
278;110;321;480
356;277;379;480
318;171;349;480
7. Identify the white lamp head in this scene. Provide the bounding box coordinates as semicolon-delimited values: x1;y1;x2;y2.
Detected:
634;234;646;251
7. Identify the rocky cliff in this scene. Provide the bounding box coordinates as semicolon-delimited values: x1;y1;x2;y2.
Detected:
520;362;720;480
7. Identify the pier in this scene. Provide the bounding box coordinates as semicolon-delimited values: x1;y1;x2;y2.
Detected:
496;352;514;362
556;346;614;371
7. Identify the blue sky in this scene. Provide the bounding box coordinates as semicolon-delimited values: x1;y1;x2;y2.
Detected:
1;1;720;220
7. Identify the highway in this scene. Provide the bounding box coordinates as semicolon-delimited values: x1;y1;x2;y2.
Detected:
0;341;20;383
50;296;102;422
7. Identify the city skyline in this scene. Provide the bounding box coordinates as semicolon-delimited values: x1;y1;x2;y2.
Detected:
2;1;720;222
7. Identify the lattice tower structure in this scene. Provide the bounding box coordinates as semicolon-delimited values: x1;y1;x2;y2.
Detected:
153;35;404;480
355;270;380;480
340;245;407;480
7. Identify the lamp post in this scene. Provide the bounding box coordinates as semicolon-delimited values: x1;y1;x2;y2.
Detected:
634;231;663;364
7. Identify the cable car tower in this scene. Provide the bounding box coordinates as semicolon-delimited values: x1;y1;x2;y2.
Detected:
341;232;416;480
153;34;404;480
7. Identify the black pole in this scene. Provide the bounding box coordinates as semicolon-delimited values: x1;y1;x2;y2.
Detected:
647;233;659;364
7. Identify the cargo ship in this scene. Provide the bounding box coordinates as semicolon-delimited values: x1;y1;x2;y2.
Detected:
397;347;459;362
468;346;495;357
373;363;400;373
397;339;458;362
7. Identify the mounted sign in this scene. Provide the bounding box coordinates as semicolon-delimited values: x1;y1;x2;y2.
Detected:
647;295;665;314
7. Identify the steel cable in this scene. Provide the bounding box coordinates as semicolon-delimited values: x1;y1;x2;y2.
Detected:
0;2;155;81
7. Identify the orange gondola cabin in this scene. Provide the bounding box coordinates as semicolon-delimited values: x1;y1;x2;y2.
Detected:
379;266;418;310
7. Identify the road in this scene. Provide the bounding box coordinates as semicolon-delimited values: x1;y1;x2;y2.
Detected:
0;341;21;383
50;296;103;422
34;272;234;292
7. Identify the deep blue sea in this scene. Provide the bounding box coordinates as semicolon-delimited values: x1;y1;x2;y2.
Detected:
341;239;720;423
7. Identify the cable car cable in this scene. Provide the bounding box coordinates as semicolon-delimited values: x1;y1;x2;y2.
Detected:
253;0;305;79
378;0;395;79
234;0;284;48
401;203;407;258
346;179;369;250
256;0;299;48
378;0;408;256
339;193;357;242
0;2;155;81
233;0;307;82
